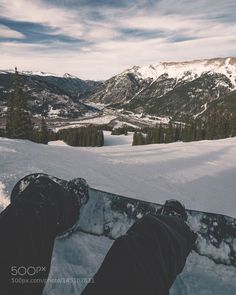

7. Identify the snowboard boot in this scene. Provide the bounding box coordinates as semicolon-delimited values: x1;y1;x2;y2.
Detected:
159;199;188;222
158;199;198;248
10;173;89;236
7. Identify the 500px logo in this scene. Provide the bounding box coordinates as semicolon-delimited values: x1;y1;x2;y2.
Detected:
11;266;47;276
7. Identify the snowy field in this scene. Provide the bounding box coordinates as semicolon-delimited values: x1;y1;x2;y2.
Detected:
1;131;235;216
1;133;236;294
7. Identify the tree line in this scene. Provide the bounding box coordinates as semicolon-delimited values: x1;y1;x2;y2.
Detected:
58;127;104;147
133;114;236;145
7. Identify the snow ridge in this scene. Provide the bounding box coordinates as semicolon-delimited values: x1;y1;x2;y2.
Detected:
0;69;79;79
127;57;236;89
0;181;10;210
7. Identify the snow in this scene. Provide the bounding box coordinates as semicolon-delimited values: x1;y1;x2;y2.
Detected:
63;73;78;79
0;181;9;211
141;114;170;124
172;252;236;295
84;102;106;110
44;232;236;295
45;232;113;295
193;103;208;118
73;115;116;125
122;111;170;125
47;106;61;118
127;57;236;89
48;140;68;147
103;131;133;146
1;135;236;218
54;115;116;131
1;135;236;295
113;120;139;129
0;69;79;79
197;237;231;263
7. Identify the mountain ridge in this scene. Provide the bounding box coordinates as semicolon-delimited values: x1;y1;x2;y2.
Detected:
1;56;236;122
0;71;99;118
85;56;236;120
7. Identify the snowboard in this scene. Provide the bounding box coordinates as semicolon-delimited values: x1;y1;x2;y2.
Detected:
11;173;236;295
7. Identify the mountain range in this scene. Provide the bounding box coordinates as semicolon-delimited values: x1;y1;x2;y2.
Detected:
86;57;236;121
0;70;101;118
0;57;236;124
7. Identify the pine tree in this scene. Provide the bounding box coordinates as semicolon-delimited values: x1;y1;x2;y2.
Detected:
165;122;174;143
132;132;139;145
222;115;230;138
6;67;33;139
174;124;182;142
206;112;217;140
132;132;146;145
158;124;164;143
229;112;236;137
38;117;49;144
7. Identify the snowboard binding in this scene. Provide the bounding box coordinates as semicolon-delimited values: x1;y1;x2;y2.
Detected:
10;173;90;238
159;199;188;222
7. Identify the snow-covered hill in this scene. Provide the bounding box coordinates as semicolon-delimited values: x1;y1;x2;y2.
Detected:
1;135;236;295
1;133;236;217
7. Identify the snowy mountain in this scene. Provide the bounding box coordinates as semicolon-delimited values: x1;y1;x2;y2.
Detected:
129;57;236;87
0;70;100;118
85;57;236;120
0;69;60;77
1;57;236;121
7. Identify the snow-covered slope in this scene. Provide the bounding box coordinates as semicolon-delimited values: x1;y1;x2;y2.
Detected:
1;133;236;217
1;135;236;295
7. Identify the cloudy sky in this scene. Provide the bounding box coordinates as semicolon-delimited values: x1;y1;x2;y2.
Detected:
0;0;235;80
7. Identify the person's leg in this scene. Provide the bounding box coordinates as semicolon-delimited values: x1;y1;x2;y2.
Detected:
82;213;197;295
0;176;82;295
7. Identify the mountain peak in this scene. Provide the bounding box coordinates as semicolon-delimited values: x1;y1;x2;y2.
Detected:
125;57;236;88
63;73;78;79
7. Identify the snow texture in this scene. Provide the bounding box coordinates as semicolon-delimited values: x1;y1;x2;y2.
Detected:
0;181;9;211
0;134;236;294
1;133;236;217
54;116;116;132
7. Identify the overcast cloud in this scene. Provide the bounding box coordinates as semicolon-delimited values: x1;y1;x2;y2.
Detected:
0;0;235;79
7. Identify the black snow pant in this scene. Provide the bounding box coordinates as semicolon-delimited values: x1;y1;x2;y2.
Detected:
0;177;63;295
0;177;196;295
82;214;196;295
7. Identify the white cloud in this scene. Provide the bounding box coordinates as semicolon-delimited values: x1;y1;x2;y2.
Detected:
1;35;236;80
116;12;236;41
86;26;118;42
0;0;121;42
120;15;204;32
0;0;236;79
0;0;84;38
0;24;25;39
